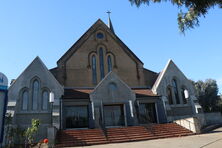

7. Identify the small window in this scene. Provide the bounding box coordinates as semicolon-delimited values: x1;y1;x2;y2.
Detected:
22;90;28;110
167;87;173;105
96;32;104;39
42;90;49;110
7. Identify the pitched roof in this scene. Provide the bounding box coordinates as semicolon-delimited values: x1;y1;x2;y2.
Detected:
133;89;159;97
108;16;115;34
63;87;157;99
57;19;143;65
152;59;190;94
9;56;63;91
63;88;92;99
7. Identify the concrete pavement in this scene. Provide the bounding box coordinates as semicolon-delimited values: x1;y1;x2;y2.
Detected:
67;127;222;148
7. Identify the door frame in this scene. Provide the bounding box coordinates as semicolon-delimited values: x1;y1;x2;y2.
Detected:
137;101;159;125
63;105;90;129
102;103;127;128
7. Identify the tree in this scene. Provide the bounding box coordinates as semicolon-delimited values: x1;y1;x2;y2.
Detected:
192;79;220;112
129;0;222;33
24;119;40;148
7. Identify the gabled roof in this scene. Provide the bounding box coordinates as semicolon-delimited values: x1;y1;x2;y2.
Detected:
152;59;189;94
57;19;143;65
93;71;132;93
9;56;63;91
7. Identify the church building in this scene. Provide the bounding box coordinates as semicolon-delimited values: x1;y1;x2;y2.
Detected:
6;18;201;142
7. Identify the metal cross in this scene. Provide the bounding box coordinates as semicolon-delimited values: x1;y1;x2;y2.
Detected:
107;11;111;18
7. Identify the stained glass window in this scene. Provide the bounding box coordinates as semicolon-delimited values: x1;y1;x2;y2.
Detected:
32;80;39;110
99;48;105;79
42;90;49;110
167;87;173;105
92;55;97;84
172;79;180;104
107;55;112;72
22;90;28;110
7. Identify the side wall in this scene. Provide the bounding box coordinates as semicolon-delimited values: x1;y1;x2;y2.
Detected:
154;61;196;121
7;58;63;142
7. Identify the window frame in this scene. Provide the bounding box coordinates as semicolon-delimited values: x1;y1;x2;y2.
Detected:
172;79;180;104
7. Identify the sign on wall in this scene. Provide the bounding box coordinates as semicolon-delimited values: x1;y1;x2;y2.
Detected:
0;72;8;143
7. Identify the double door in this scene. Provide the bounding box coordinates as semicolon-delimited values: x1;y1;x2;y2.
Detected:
139;103;157;124
103;105;125;127
64;105;88;128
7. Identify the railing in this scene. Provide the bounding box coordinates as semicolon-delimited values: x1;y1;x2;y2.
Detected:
99;116;108;139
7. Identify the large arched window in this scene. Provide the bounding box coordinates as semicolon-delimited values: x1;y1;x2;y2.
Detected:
107;55;112;72
22;90;28;110
167;87;173;105
99;47;105;79
42;90;49;110
92;55;97;84
172;79;180;104
181;87;188;104
32;80;39;110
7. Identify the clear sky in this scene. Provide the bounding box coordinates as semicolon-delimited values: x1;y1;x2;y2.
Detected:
0;1;221;93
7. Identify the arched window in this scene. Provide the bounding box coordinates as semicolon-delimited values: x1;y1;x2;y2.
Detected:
92;55;97;84
172;79;180;104
99;48;105;79
32;80;39;110
107;55;112;72
42;90;49;110
22;90;28;110
181;87;187;104
167;87;173;105
108;83;117;98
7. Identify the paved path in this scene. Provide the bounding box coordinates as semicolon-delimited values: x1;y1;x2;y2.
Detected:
68;127;222;148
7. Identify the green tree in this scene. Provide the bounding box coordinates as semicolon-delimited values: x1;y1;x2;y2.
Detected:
129;0;222;33
24;119;40;148
192;79;220;112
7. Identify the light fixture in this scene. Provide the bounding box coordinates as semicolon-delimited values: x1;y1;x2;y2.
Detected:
49;92;54;103
49;92;54;127
184;89;189;99
129;100;134;117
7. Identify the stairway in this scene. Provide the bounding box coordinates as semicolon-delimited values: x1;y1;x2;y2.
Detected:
106;126;155;143
145;123;194;139
55;123;193;147
55;129;108;147
106;123;193;143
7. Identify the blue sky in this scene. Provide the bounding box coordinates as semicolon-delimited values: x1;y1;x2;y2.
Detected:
0;1;222;93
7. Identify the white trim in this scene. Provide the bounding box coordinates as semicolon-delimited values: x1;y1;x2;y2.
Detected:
123;104;127;126
129;100;134;118
91;102;95;120
152;59;172;94
155;102;159;123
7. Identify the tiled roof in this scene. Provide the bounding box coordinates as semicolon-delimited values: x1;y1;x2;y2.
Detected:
133;89;158;97
63;89;93;99
63;88;158;99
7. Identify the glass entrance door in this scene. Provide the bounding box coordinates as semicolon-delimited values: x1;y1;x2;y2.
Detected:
104;105;125;127
64;106;88;128
139;103;157;124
